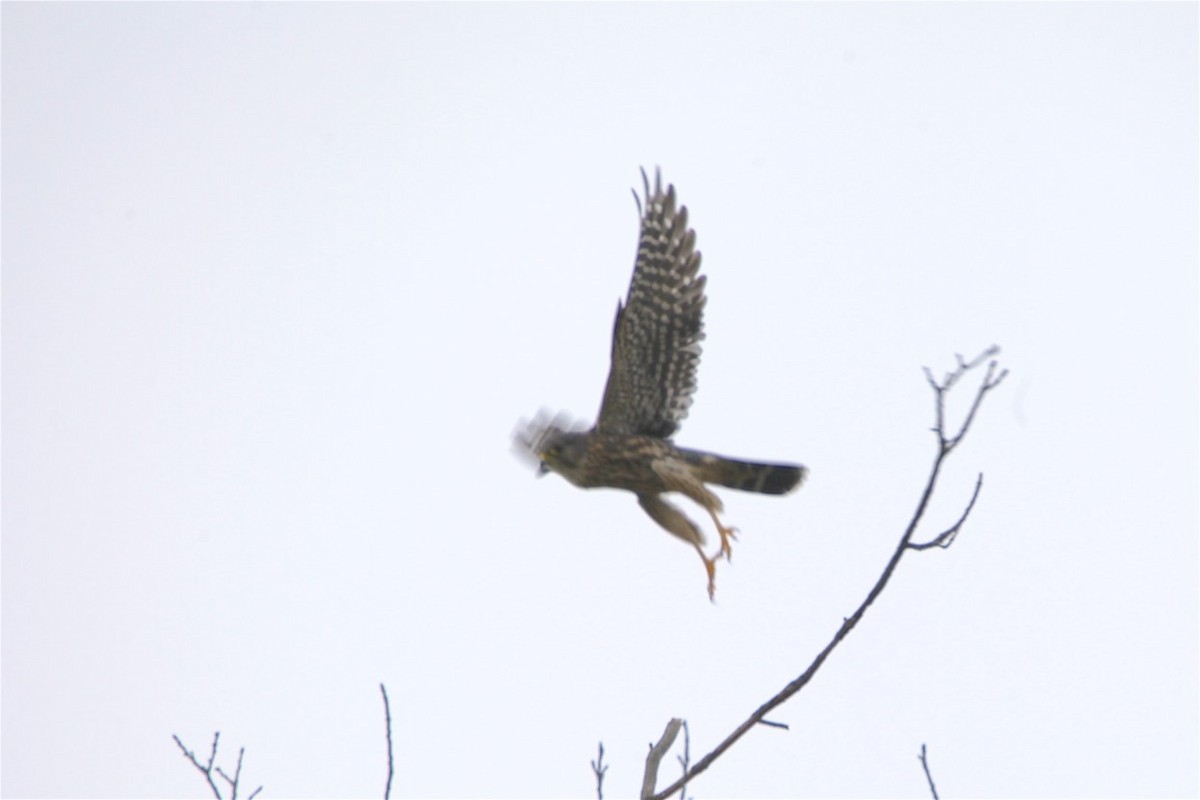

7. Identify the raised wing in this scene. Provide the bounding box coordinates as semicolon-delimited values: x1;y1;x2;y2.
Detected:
595;168;706;438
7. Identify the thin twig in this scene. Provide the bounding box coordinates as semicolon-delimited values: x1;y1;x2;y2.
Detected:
381;683;394;800
649;347;1006;800
591;742;609;799
919;743;940;800
641;718;682;799
214;746;244;798
908;472;983;550
676;721;691;800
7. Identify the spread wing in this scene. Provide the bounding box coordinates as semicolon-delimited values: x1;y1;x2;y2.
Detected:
595;168;706;438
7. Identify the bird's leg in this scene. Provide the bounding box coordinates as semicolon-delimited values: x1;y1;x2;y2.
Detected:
704;508;739;562
637;493;721;600
692;541;719;602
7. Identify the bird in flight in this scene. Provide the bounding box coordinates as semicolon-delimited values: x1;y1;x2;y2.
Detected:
516;168;806;599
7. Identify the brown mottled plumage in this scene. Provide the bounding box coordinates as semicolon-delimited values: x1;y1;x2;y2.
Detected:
516;169;805;599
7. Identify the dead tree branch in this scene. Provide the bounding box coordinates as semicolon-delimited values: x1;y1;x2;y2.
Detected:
645;347;1007;799
641;718;682;800
172;731;262;800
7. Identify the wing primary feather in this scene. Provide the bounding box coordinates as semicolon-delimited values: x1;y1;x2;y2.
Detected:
596;167;708;438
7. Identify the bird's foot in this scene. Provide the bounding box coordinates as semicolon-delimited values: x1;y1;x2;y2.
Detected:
718;523;739;562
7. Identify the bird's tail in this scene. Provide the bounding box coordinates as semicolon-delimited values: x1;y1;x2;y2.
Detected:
680;449;807;495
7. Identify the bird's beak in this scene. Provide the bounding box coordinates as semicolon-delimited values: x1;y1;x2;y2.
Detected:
537;460;550;477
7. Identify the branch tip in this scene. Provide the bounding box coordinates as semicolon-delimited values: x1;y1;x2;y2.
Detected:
919;742;940;800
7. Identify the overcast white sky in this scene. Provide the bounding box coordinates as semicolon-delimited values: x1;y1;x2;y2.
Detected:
3;3;1197;798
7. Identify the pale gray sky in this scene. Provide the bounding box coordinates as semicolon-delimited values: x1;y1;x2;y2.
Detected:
3;3;1197;798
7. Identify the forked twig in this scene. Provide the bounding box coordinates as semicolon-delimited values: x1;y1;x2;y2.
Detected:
908;473;982;550
591;742;609;799
172;731;262;800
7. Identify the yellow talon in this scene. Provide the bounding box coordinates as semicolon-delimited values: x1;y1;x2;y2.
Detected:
718;524;739;562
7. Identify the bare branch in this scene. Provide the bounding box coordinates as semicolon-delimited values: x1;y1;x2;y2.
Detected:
591;741;609;800
649;347;1005;800
381;683;394;800
172;732;223;800
641;718;682;800
919;743;940;800
172;732;261;800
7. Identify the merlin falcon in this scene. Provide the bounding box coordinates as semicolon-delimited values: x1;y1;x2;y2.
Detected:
516;168;806;599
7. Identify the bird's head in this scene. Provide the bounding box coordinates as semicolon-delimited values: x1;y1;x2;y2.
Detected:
512;411;590;482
